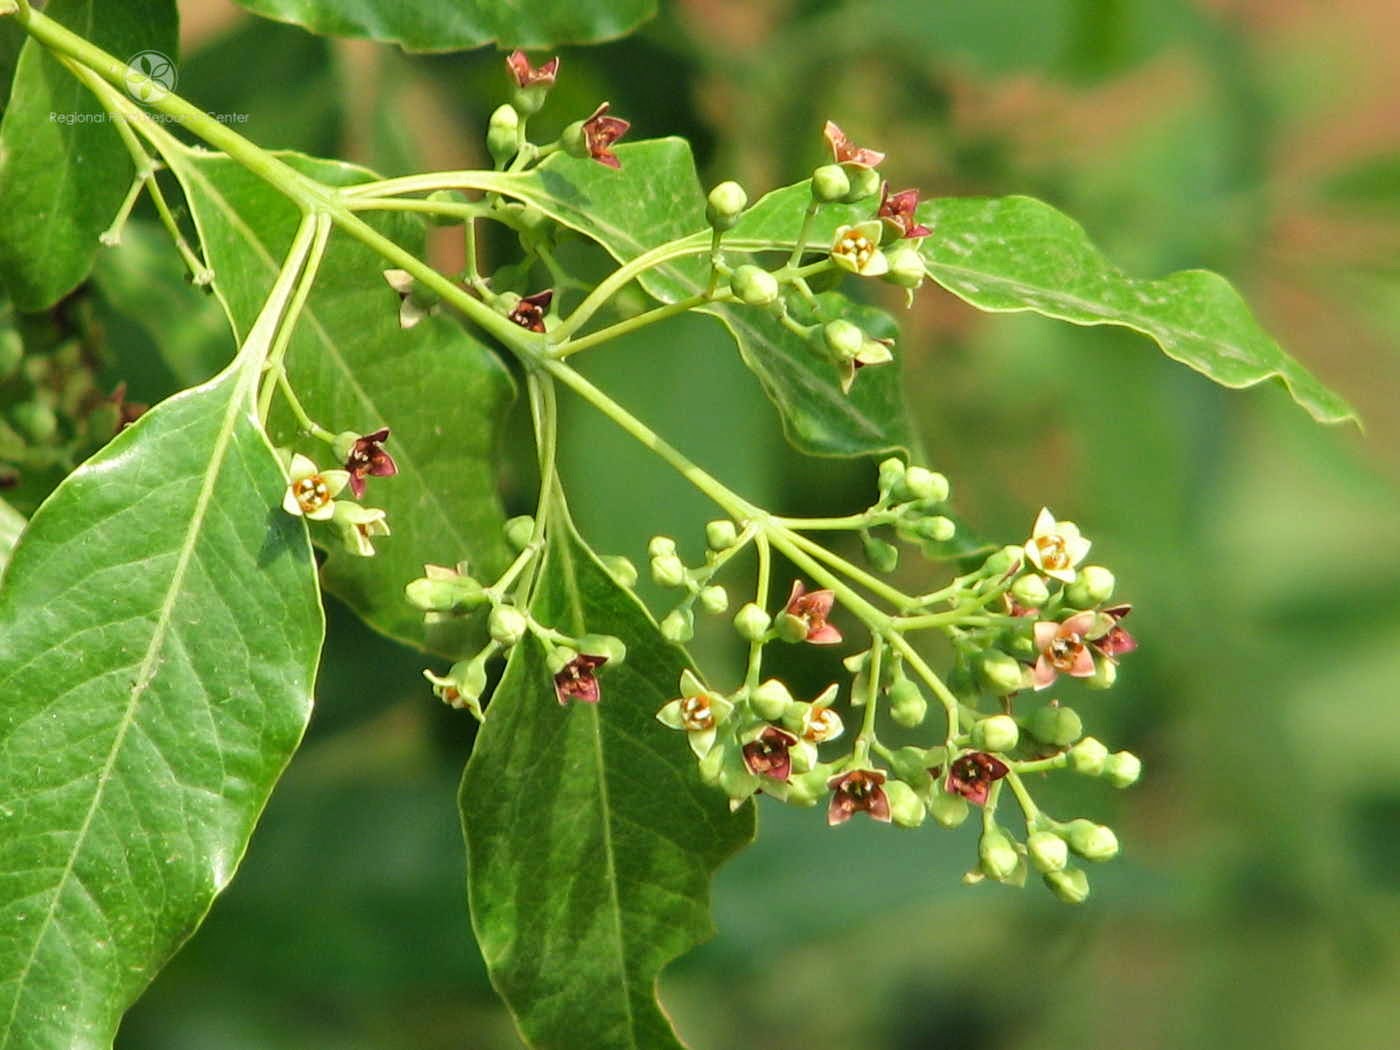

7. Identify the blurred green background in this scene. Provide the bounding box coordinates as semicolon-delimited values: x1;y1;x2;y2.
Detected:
81;0;1400;1047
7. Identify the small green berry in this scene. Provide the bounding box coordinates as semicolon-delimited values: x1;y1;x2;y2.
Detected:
971;714;1019;753
1068;736;1109;776
811;164;851;202
1066;565;1116;608
705;519;738;551
487;605;528;647
1103;750;1142;788
706;180;748;230
733;602;772;642
731;264;780;307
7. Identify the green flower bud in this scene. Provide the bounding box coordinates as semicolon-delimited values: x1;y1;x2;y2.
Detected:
1044;866;1090;904
877;456;906;494
888;678;927;728
811;163;851;202
733;602;772;642
660;608;694;644
651;553;687;588
1068;736;1109;776
0;328;22;380
1087;655;1117;690
698;741;726;785
487;104;522;163
731;264;780;307
750;678;794;721
1027;830;1069;874
979;826;1020;881
928;785;970;828
817;321;861;364
841;165;881;203
487;604;528;647
1001;620;1038;662
706;180;748;230
504;515;535;551
561;119;588;159
976;650;1025;695
10;401;56;444
884;244;925;290
784;766;832;807
1026;704;1083;748
1066;820;1119;862
718;756;760;807
982;544;1024;578
648;535;677;559
1103;750;1142;788
774;612;809;644
861;533;899;573
705;519;738;551
405;572;488;614
698;585;729;615
971;714;1019;753
886;780;926;828
1065;565;1116;608
1010;573;1050;609
887;746;934;790
600;554;638;589
898;465;950;503
576;633;626;666
912;515;956;543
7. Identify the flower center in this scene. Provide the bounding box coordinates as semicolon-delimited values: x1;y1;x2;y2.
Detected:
1035;534;1069;570
1048;635;1084;671
804;709;834;742
836;231;876;268
680;695;713;731
293;475;332;514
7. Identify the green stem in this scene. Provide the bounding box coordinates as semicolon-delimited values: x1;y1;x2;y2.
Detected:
854;635;883;761
1002;769;1042;825
554;292;713;359
779;528;915;612
257;213;332;424
745;534;771;690
786;200;819;269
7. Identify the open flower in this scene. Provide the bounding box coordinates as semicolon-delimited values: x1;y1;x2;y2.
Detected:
341;427;397;498
383;269;439;330
877;183;932;240
1032;611;1099;689
743;726;799;781
1024;507;1091;583
800;703;844;745
331;501;390;557
554;653;607;704
827;769;891;825
785;580;843;645
282;453;350;521
838;336;893;394
945;751;1009;806
822;121;885;168
657;670;733;758
830;221;889;277
1092;604;1137;660
506;50;559;88
508;289;553;333
581;103;629;168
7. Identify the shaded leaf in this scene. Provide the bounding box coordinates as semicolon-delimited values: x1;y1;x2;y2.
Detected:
462;510;753;1050
0;0;179;310
234;0;657;52
0;346;321;1050
169;149;515;655
0;496;22;569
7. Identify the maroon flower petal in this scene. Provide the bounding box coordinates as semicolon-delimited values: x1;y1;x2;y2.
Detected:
826;769;890;825
506;50;559;88
508;289;554;333
822;120;885;169
344;428;398;499
742;726;797;781
946;752;1009;807
877;184;932;239
553;654;607;705
582;103;630;168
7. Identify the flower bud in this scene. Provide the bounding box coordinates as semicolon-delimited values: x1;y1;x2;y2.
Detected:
648;535;677;559
897;465;950;504
487;104;522;164
1066;820;1119;862
487;604;528;647
731;264;780;307
1010;573;1050;609
887;746;934;789
561;119;588;159
504;515;535;551
750;678;794;721
1086;655;1117;690
928;785;970;828
811;163;851;202
1068;736;1108;776
660;608;694;644
600;554;638;588
886;780;926;828
576;633;626;666
884;244;925;289
1027;830;1069;873
1043;866;1090;904
981;544;1024;578
425;656;488;712
11;400;56;444
976;650;1025;695
1026;704;1083;747
705;519;738;551
979;826;1020;881
698;585;729;614
0;329;22;380
1065;565;1116;608
774;612;810;644
698;741;726;785
1103;750;1142;788
784;767;832;807
888;678;927;728
841;165;882;202
718;754;760;807
915;516;956;543
733;602;772;642
877;456;905;494
405;572;488;614
651;553;687;588
706;180;748;230
861;533;899;573
821;319;865;361
971;714;1019;753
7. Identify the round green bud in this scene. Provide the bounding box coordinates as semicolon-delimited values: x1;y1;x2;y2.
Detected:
11;401;56;444
576;633;627;666
971;714;1019;753
647;535;677;559
914;516;956;543
719;760;760;805
811;163;851;202
1044;866;1090;904
975;651;1025;696
425;189;468;227
1066;565;1116;609
861;533;899;574
561;120;588;159
1010;573;1050;609
1027;830;1069;874
899;466;949;504
405;574;488;613
1086;655;1117;690
841;166;882;203
504;515;536;551
887;746;934;789
889;678;928;728
698;585;729;615
1103;750;1142;788
660;608;694;644
706;180;748;230
886;780;926;828
784;767;831;807
487;604;528;647
884;244;925;289
515;205;550;235
979;826;1020;881
1026;704;1083;748
650;554;687;588
1066;820;1119;862
705;519;738;551
731;264;780;307
774;612;809;644
928;786;970;828
877;456;906;494
981;544;1023;578
733;602;772;642
600;555;639;589
750;678;794;721
821;319;865;361
1003;626;1038;662
1068;736;1109;776
0;328;22;380
487;104;522;163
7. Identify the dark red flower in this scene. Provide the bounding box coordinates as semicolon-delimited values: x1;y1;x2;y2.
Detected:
582;103;629;169
822;121;885;169
945;751;1009;807
554;654;607;705
827;769;891;825
1092;604;1138;660
506;50;559;89
877;183;932;240
508;289;554;333
343;427;397;499
785;580;842;645
742;726;798;781
1032;611;1098;690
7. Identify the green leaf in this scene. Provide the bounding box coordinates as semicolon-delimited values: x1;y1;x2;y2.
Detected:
489;141;914;458
233;0;657;52
0;497;23;570
0;0;179;310
462;511;753;1050
169;149;515;655
0;348;322;1050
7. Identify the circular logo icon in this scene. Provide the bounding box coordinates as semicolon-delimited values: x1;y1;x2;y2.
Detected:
123;50;177;104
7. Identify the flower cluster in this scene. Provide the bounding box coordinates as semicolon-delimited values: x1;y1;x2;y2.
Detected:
279;428;398;557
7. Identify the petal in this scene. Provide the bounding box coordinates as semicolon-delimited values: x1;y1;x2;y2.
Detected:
1024;540;1045;571
1032;657;1057;690
400;300;425;329
858;251;889;277
1062;611;1098;637
305;500;337;522
679;668;706;697
868;789;892;822
1033;622;1059;649
807;624;843;645
1045;565;1077;584
688;726;716;759
281;489;305;517
827;795;853;826
383;269;414;294
288;453;318;481
709;695;734;723
1032;507;1056;538
320;469;352;498
656;699;686;729
1069;648;1096;677
1066;535;1092;564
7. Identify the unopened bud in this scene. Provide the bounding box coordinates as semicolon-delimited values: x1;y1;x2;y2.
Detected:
576;633;626;666
487;604;528;647
651;553;687;588
1066;565;1116;608
877;456;905;495
884;244;925;289
1087;655;1117;690
774;612;809;644
811;163;851;202
886;780;926;828
731;264;780;307
405;572;487;614
698;585;729;614
1044;866;1090;904
886;746;934;789
898;466;949;503
888;678;927;728
648;535;677;559
1066;820;1119;862
861;533;899;573
1068;736;1109;776
1010;574;1050;609
600;554;638;588
504;515;535;551
1102;750;1142;788
487;104;521;163
1027;704;1083;748
979;826;1020;881
1027;830;1068;873
561;119;587;159
971;714;1019;753
841;165;881;202
928;785;970;828
706;180;748;230
733;602;772;642
822;319;865;361
705;519;738;551
976;650;1025;695
982;544;1024;578
660;608;694;644
750;678;794;721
